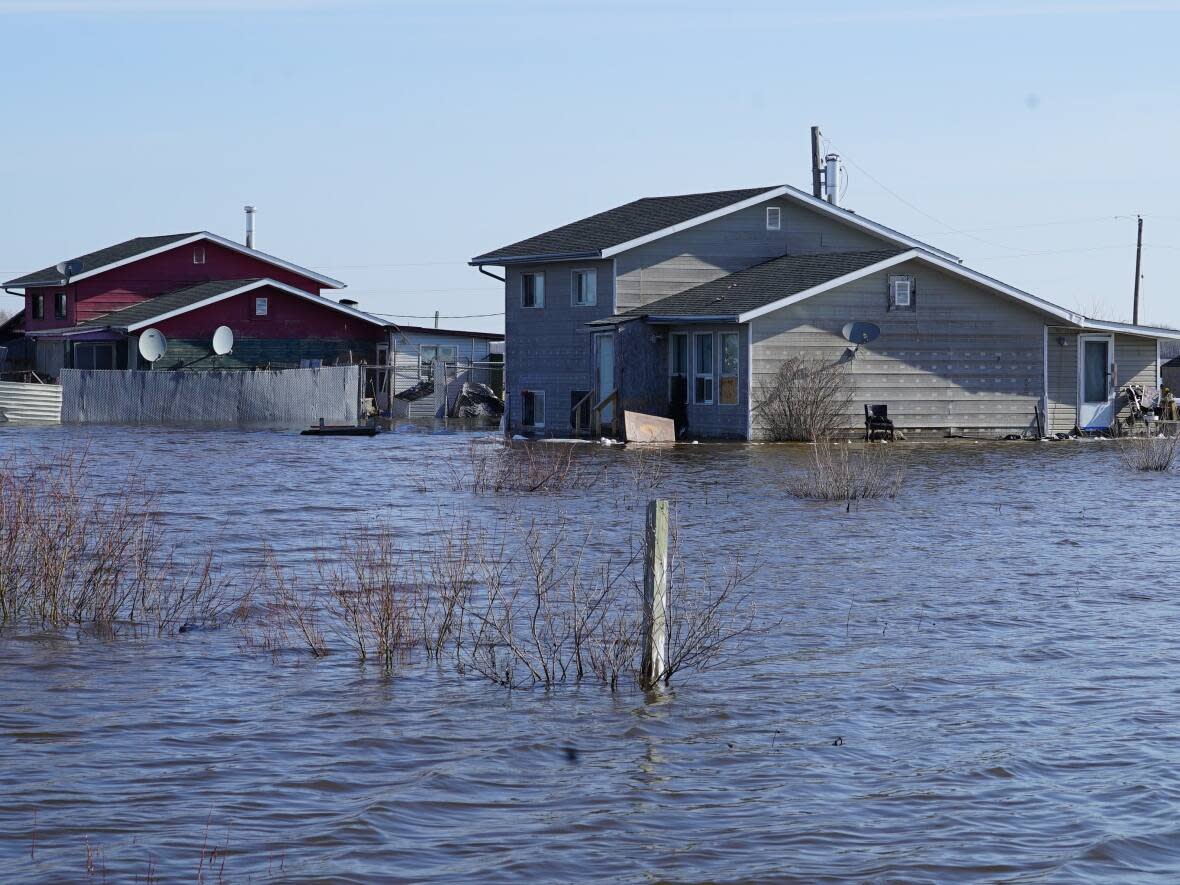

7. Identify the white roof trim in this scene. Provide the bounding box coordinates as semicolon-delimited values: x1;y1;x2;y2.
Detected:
12;232;346;290
737;251;924;322
119;278;382;332
599;185;961;263
736;249;1180;341
600;188;788;258
1081;318;1180;340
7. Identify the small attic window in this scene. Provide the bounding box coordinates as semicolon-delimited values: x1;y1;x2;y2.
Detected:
255;296;268;317
193;246;206;265
766;206;781;231
888;274;915;311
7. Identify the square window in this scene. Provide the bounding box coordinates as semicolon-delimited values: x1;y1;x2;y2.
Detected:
766;206;781;231
572;269;597;306
255;296;268;317
522;272;545;308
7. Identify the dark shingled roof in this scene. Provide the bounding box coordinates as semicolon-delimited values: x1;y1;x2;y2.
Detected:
471;186;780;263
4;233;199;287
67;279;264;333
619;249;904;319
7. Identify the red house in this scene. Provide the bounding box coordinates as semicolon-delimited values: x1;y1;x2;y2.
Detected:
3;229;393;375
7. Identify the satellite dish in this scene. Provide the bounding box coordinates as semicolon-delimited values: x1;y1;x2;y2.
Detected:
138;328;168;363
842;321;880;345
212;325;234;356
55;259;83;278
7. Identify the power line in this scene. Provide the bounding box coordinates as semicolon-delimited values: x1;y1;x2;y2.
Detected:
372;311;504;319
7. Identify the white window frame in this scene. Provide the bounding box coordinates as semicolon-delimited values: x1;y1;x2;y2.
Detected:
521;272;545;309
521;389;546;428
719;331;740;406
572;268;597;307
693;332;715;405
255;296;269;317
889;275;913;309
766;206;781;231
193;246;206;265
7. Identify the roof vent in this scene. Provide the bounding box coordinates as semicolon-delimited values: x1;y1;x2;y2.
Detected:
339;298;359;308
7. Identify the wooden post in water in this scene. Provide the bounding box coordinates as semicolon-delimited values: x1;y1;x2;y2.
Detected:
642;499;670;689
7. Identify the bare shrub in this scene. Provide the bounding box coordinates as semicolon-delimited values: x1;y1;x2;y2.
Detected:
246;547;329;658
243;500;759;692
1118;434;1179;471
753;356;854;441
784;443;904;503
422;439;605;496
0;452;245;634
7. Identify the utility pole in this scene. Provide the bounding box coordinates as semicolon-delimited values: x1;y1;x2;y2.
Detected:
810;126;823;199
1132;214;1144;325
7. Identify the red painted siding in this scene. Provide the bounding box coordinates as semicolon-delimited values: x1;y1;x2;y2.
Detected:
152;285;384;342
24;239;332;331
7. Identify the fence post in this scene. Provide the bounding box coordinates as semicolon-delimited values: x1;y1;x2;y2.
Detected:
642;499;670;689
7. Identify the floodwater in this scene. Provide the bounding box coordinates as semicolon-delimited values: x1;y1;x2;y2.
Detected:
1;425;1179;883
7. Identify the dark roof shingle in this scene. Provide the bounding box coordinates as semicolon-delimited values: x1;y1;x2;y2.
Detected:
471;187;780;263
4;233;199;287
619;249;904;319
66;279;264;333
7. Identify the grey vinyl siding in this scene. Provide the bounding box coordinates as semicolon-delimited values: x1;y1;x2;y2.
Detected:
1046;327;1077;434
504;259;614;434
614;199;889;311
672;324;749;439
750;260;1044;438
1047;327;1159;433
393;330;497;364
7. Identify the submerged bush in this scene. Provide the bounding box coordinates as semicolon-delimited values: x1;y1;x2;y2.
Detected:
246;506;760;691
0;452;243;633
784;443;904;503
753;356;854;442
1118;434;1179;472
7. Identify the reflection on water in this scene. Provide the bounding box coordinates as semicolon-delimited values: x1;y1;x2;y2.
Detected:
1;425;1178;882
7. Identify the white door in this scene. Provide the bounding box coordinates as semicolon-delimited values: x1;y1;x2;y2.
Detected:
1077;334;1115;430
593;333;615;424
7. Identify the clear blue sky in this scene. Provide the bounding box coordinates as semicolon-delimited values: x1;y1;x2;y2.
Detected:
1;0;1178;332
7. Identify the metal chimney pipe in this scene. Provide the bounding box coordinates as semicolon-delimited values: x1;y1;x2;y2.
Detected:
434;310;440;329
244;205;256;248
824;154;841;206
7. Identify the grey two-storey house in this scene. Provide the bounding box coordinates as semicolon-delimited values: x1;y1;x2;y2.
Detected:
472;184;1178;440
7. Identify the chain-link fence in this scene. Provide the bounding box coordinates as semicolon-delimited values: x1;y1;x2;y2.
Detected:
366;347;503;422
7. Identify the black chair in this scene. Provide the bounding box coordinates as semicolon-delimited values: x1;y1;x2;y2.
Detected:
864;404;895;441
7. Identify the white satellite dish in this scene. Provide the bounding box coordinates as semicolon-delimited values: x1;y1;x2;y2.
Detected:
138;328;168;363
212;325;234;356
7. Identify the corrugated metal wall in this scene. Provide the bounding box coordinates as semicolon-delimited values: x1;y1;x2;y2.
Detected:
60;366;359;427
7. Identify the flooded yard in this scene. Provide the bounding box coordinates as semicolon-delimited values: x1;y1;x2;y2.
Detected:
1;425;1177;883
